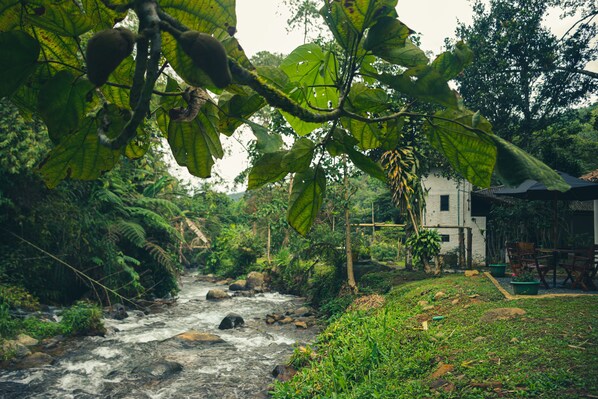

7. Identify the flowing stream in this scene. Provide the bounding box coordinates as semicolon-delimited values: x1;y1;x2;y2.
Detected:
0;274;317;399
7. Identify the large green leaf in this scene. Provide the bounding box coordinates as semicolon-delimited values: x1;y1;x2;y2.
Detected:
278;44;339;135
39;118;120;188
281;44;339;108
167;102;223;178
371;38;428;68
159;0;236;35
425;109;496;187
26;1;93;36
364;17;412;50
341;117;383;149
101;56;136;108
82;0;127;30
319;1;360;50
320;0;397;42
0;0;21;31
347;147;386;182
287;166;327;235
246;121;283;153
38;71;95;143
217;92;266;135
377;67;459;109
161;32;218;88
282;138;315;173
280;111;324;137
489;135;569;191
247;151;290;190
0;31;40;98
431;41;474;81
347;83;389;113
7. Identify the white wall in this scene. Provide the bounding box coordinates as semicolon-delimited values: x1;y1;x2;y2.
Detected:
422;174;487;265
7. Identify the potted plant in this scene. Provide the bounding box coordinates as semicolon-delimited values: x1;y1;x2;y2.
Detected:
488;262;508;277
510;270;540;295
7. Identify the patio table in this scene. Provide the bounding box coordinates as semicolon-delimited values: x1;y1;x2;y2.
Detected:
537;248;596;289
536;248;570;288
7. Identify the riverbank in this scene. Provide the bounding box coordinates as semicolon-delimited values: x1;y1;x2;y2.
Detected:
270;272;598;398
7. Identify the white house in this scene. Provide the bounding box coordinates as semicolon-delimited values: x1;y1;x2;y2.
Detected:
421;173;487;266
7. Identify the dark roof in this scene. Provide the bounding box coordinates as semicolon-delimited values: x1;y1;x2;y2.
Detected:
473;187;593;212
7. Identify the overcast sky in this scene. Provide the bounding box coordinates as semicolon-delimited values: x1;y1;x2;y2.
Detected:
171;0;597;192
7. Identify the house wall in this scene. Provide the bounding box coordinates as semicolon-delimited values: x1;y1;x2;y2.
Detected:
422;174;487;265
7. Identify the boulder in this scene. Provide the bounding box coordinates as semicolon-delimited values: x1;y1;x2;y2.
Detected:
480;308;526;323
218;313;245;330
15;352;53;369
272;365;297;382
279;317;294;325
206;289;230;300
110;303;128;320
246;272;265;291
16;334;38;347
464;270;480;277
294;321;308;329
174;330;224;345
229;280;247;291
291;306;313;317
131;359;183;381
2;341;31;358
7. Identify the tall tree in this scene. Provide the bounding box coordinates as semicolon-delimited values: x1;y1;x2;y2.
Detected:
454;0;597;149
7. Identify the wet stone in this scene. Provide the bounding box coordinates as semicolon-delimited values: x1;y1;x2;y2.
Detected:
206;289;230;300
15;352;54;369
218;313;245;330
131;360;183;382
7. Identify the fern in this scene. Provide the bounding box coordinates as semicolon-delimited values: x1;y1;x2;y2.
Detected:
108;220;147;247
126;207;181;240
134;197;182;217
145;241;177;275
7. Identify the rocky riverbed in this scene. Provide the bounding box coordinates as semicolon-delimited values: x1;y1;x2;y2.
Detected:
0;273;319;398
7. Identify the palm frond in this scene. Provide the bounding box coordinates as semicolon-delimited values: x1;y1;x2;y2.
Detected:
145;241;177;275
108;220;147;247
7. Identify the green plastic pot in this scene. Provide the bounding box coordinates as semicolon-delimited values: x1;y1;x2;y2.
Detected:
488;263;507;277
511;281;540;295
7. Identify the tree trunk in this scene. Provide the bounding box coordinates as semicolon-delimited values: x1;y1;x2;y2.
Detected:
267;222;271;264
343;156;357;292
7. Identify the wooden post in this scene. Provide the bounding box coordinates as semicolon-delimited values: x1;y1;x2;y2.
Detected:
467;227;473;269
458;227;465;268
371;202;375;243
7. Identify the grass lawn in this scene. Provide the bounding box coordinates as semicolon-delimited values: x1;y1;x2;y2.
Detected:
271;272;598;398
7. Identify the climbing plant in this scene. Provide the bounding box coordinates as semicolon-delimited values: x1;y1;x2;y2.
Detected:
0;0;569;235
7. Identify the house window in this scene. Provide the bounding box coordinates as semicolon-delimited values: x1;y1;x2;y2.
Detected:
441;234;450;242
440;195;449;211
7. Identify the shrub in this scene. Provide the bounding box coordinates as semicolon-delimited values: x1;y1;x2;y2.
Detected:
21;317;65;339
370;241;398;261
405;229;441;269
0;303;18;338
60;301;105;336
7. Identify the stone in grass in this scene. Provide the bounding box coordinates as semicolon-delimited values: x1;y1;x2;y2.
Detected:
464;270;480;277
480;308;526;323
218;313;245;330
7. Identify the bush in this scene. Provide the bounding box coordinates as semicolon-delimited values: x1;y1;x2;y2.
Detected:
370;241;398;261
21;317;65;339
405;229;441;269
60;301;105;336
0;303;18;338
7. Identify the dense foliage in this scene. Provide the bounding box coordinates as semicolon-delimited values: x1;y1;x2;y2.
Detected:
0;0;572;238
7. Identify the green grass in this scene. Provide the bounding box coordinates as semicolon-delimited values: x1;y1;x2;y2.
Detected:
271;274;598;399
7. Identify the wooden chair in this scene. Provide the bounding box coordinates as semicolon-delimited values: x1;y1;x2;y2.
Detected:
561;247;597;291
506;242;524;275
515;242;554;289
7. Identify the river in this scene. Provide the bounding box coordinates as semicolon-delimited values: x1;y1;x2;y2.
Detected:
0;274;317;398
